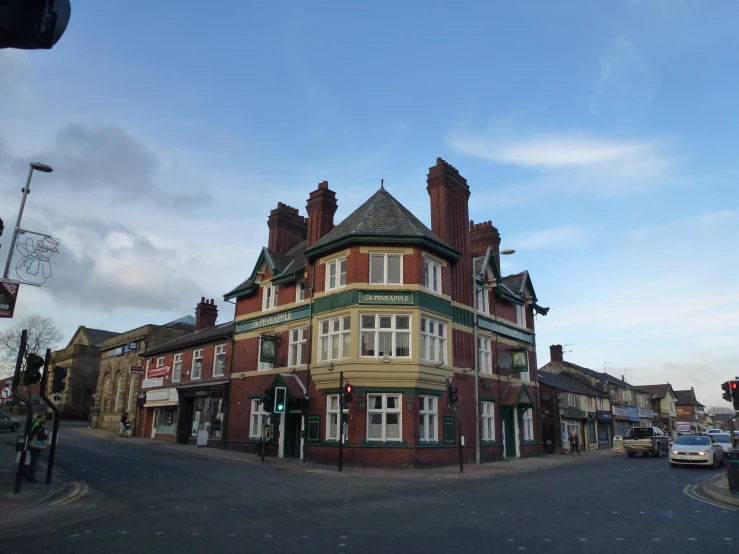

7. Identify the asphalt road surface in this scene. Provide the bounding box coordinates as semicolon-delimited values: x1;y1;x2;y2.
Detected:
1;423;736;554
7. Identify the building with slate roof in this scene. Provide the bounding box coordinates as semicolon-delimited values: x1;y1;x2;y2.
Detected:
540;345;657;439
48;326;120;419
673;387;708;425
633;383;679;440
222;158;549;468
537;371;611;454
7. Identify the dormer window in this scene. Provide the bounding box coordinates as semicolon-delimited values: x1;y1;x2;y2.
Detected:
262;284;278;311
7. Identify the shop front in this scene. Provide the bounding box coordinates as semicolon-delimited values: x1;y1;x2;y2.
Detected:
560;407;585;454
176;380;229;446
637;408;654;427
143;388;179;441
612;406;630;438
596;411;612;447
585;412;599;450
627;407;641;429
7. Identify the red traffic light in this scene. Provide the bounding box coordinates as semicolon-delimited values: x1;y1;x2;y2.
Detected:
731;382;738;390
345;384;354;394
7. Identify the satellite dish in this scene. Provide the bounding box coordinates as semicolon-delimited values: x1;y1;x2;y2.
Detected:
497;353;513;369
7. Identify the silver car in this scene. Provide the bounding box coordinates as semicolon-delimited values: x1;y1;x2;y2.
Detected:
669;434;725;468
0;412;20;432
712;433;734;455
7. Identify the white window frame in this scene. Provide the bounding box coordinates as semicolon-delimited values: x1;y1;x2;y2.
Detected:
262;283;278;311
420;316;447;364
191;349;203;380
522;408;534;441
366;393;402;442
478;336;492;375
172;353;183;383
476;287;489;314
622;390;632;403
369;253;403;286
567;393;576;407
156;357;164;367
249;399;267;438
213;344;227;377
325;257;347;292
288;327;308;368
258;337;273;371
360;314;411;359
419;395;438;442
424;258;442;294
318;315;351;362
295;281;306;302
516;304;526;327
481;401;495;441
326;394;348;442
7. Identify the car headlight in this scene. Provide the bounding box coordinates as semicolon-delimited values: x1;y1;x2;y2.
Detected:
671;450;678;455
697;450;708;456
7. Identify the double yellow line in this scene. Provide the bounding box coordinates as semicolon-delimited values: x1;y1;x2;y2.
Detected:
52;481;89;505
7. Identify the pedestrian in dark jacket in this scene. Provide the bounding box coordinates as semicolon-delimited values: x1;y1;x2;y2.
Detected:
570;430;581;456
119;412;128;437
27;415;48;482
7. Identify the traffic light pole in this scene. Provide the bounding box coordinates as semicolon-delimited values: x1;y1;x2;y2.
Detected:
447;377;463;474
38;348;60;485
11;330;32;494
339;371;344;473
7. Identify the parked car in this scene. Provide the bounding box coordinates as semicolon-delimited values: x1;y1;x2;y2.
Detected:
712;433;734;454
669;434;724;468
0;412;20;432
707;429;723;434
624;427;671;458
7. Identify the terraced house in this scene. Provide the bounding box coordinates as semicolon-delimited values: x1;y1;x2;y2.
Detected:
223;158;549;468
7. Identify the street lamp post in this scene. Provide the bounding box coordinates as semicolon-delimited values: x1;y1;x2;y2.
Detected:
474;247;515;465
3;162;53;279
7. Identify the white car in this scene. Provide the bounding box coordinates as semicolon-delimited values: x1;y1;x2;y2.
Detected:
712;433;734;454
669;434;725;468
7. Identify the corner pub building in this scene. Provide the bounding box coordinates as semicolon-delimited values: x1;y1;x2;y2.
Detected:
224;158;549;468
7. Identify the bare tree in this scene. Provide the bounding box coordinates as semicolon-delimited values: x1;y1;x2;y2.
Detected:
0;314;66;368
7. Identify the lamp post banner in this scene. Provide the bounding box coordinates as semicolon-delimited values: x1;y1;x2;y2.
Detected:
0;279;20;318
8;231;61;288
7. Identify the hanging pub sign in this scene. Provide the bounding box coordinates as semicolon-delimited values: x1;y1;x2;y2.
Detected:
0;279;20;318
260;336;277;364
511;350;529;373
129;365;144;375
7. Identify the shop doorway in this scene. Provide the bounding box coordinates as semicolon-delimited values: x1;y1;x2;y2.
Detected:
284;412;302;458
502;408;517;458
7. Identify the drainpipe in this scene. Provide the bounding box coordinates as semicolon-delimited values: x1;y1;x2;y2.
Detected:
223;298;237;450
473;270;480;466
493;287;502;453
531;309;543;455
302;264;316;463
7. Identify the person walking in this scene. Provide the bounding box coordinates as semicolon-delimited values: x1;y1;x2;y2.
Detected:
119;412;128;437
26;415;49;482
570;430;581;456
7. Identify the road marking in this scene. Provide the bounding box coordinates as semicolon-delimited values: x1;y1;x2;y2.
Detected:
52;482;81;506
69;534;79;538
616;538;623;541
683;484;738;512
155;532;163;535
688;538;697;541
725;538;733;541
543;539;551;542
265;535;272;538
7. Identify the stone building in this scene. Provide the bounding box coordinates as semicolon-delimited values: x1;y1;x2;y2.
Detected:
93;317;194;433
48;326;119;419
222;158;549;468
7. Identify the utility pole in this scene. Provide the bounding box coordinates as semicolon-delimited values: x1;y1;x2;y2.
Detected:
11;330;31;494
38;349;61;485
338;371;344;472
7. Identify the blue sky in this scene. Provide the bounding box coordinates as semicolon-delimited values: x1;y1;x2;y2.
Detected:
1;0;737;406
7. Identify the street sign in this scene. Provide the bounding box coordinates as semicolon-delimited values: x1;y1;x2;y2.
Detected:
1;386;12;399
0;279;20;318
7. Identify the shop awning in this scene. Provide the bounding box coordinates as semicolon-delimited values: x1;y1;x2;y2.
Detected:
144;400;178;408
175;379;230;391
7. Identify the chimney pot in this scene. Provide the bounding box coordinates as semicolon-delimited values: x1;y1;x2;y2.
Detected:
268;202;307;254
550;344;563;363
195;297;218;331
306;181;338;248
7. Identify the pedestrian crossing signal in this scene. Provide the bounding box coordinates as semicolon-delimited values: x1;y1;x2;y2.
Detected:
343;383;354;405
274;386;286;413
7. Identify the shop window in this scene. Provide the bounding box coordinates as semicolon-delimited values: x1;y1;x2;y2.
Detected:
419;396;438;442
325;257;347;291
361;314;410;359
192;396;224;439
318;315;351;362
478;336;492;375
155;406;177;434
424;258;442;294
369;253;402;285
172;353;183;382
307;415;320;443
523;408;534;441
420;317;446;364
443;417;456;444
481;402;495;441
192;349;203;380
213;344;227;377
326;394;348;442
262;283;278;311
288;327;308;367
250;399;268;438
367;394;402;442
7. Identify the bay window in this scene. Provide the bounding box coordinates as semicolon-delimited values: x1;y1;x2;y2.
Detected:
360;314;410;358
369;253;402;285
419;396;438;442
318;315;351;362
420;316;446;364
288;327;308;367
424;258;442;294
325;257;347;291
367;394;402;441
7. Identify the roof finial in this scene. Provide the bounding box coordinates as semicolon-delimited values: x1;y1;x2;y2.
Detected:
380;178;384;190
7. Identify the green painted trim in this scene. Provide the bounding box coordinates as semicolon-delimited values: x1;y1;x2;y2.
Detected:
418;291;454;317
305;235;461;263
272;268;305;286
306;414;320;443
224;247;270;301
443;416;456;443
453;305;475;327
522;441;542;446
358;440;410;448
313;289;358;314
477;315;534;344
235;305;311;333
417;441;458;448
248;394;264;400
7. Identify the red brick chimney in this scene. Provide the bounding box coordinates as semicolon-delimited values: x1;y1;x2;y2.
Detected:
469;220;501;259
195;297;218;331
268;202;307;254
306;181;338;248
427;158;472;305
550;344;563;363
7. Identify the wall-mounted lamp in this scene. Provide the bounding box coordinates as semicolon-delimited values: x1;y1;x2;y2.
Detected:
328;363;334;372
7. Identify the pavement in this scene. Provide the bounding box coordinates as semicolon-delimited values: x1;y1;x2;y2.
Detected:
0;421;737;554
689;471;739;509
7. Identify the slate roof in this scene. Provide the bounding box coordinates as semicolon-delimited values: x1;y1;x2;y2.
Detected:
502;272;525;295
555;361;643;391
163;315;196;330
142;322;233;357
674;389;705;407
85;328;119;347
280;373;308;400
537;371;608;398
305;188;458;259
634;384;673;399
224;241;307;300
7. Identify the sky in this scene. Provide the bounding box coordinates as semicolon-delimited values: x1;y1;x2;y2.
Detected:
1;0;737;406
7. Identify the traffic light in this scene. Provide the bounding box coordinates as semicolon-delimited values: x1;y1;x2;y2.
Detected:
722;381;732;402
730;380;739;411
0;0;72;50
447;382;458;405
263;387;275;413
0;217;4;237
274;386;286;413
51;366;67;393
343;383;354;405
23;353;44;385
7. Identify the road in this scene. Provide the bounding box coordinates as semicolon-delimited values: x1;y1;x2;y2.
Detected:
0;422;736;553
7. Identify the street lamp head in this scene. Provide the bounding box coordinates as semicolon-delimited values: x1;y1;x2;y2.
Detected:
30;162;53;173
500;249;515;256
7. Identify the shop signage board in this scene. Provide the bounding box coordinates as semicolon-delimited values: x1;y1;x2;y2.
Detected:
511;350;528;372
563;408;585;419
129;365;143;375
0;279;20;319
477;316;534;344
236;305;311;333
613;435;624;453
612;406;630;417
142;377;163;389
147;365;170;379
597;410;612;421
260;337;277;363
358;292;415;305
